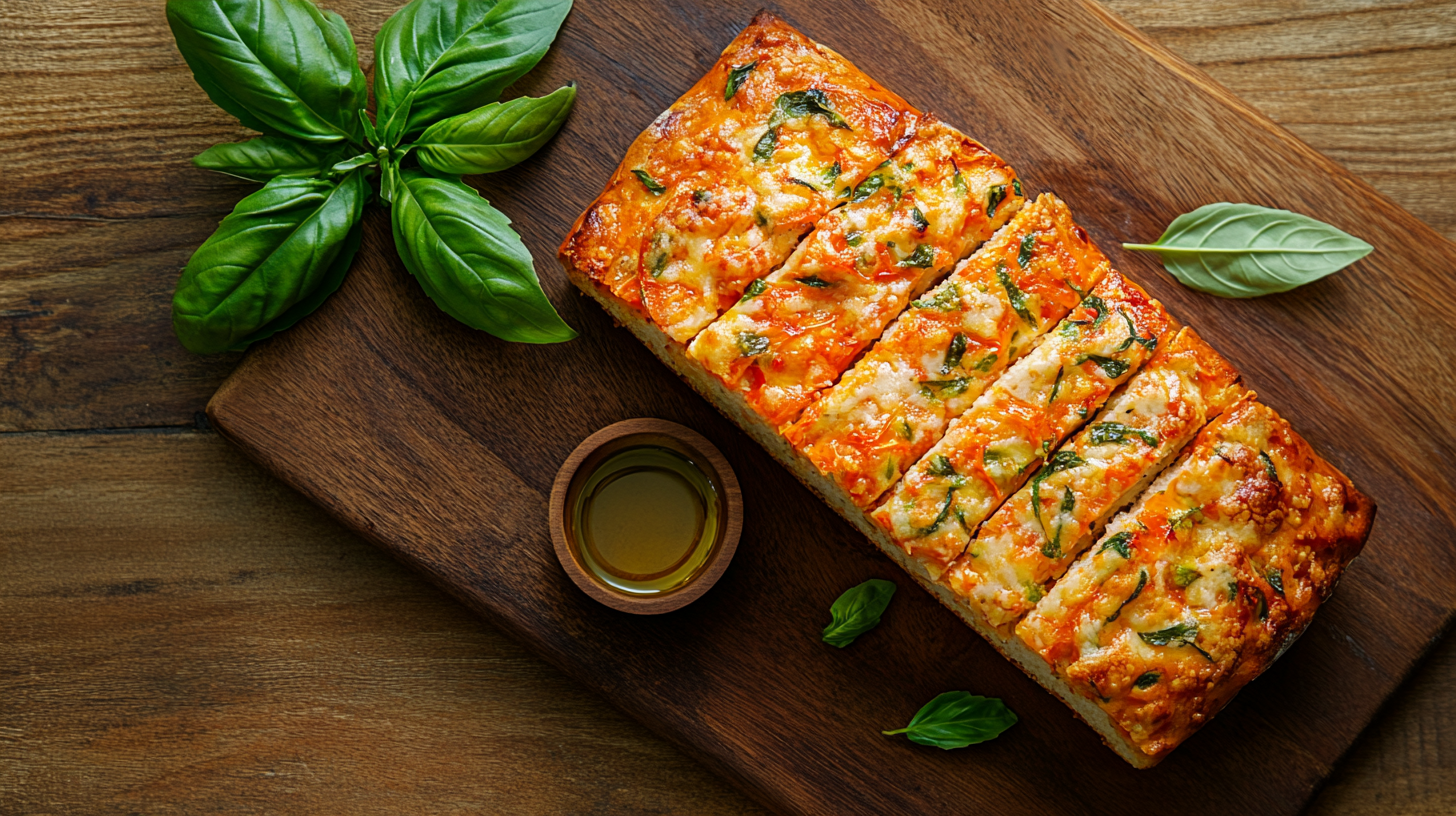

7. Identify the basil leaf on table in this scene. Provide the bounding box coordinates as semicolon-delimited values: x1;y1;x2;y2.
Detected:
165;0;367;144
882;691;1018;749
821;578;896;648
1122;203;1373;297
172;171;369;354
194;136;354;182
414;85;576;175
389;167;577;343
374;0;573;144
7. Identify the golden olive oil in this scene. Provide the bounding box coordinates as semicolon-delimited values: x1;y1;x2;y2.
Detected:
569;445;722;595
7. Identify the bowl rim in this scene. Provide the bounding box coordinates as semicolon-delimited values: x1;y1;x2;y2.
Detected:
548;417;743;614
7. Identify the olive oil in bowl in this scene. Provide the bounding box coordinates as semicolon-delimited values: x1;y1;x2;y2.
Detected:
567;444;723;596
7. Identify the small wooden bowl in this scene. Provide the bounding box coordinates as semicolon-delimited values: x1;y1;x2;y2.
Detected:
549;418;742;614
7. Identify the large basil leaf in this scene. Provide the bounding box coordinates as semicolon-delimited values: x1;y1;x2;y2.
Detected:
389;167;576;343
374;0;573;144
1123;203;1373;298
166;0;367;144
231;217;365;348
413;85;576;175
882;692;1018;750
194;136;354;182
172;171;368;353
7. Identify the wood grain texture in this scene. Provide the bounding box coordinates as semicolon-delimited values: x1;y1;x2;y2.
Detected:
0;430;763;816
1;0;1451;432
202;1;1456;813
2;1;1453;813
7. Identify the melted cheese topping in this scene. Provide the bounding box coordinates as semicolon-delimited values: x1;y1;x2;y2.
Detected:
945;327;1247;631
783;194;1107;507
686;119;1022;426
558;14;918;343
870;271;1171;578
1015;397;1374;762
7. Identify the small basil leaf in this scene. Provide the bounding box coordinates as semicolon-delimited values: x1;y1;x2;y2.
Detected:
941;333;967;374
882;691;1017;750
414;85;576;175
1087;422;1158;447
391;168;576;343
1077;354;1130;378
375;0;573;144
898;244;935;268
769;89;850;130
172;171;369;354
725;60;757;101
1122;203;1373;298
735;331;769;357
821;578;897;648
1099;531;1133;559
1105;569;1148;623
1134;671;1160;689
996;263;1033;324
193;137;353;182
165;0;366;144
850;173;884;203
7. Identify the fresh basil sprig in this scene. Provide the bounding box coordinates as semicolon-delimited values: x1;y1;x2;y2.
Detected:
821;578;896;648
882;691;1017;749
1123;203;1373;298
168;0;577;353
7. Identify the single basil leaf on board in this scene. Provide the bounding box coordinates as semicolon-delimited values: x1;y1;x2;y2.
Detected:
821;578;896;648
1122;203;1373;298
374;0;573;144
390;168;577;343
194;137;353;182
882;691;1017;749
231;214;366;349
172;171;369;354
165;0;367;144
414;85;576;175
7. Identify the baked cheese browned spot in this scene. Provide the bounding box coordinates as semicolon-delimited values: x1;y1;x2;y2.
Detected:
558;12;917;339
945;327;1246;634
783;194;1107;508
686;117;1022;427
871;271;1172;581
1015;396;1374;764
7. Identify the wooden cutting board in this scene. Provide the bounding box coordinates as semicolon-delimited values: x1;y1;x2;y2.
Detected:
206;1;1456;813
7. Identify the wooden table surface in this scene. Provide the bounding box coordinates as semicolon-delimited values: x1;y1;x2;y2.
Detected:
2;1;1451;813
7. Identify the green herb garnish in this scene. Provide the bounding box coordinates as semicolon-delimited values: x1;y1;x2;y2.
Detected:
845;230;865;247
882;691;1017;750
1077;354;1129;378
1173;565;1201;588
1267;567;1285;596
797;275;833;288
913;283;960;311
741;278;768;300
1106;569;1148;623
899;244;935;268
942;333;968;373
753;127;778;163
735;331;770;357
915;488;957;537
987;184;1007;216
1018;233;1036;268
1088;422;1158;447
1138;621;1213;661
1099;531;1133;559
725;60;757;101
1260;451;1282;488
911;207;930;232
692;189;711;204
632;169;666;195
928;454;958;477
821;578;896;648
996;262;1034;324
851;173;885;203
921;378;971;399
1133;672;1160;689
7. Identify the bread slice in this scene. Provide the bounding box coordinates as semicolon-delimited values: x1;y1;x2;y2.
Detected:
558;10;919;343
1015;396;1375;766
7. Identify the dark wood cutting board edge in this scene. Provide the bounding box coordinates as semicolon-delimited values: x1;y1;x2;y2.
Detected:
206;1;1456;814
